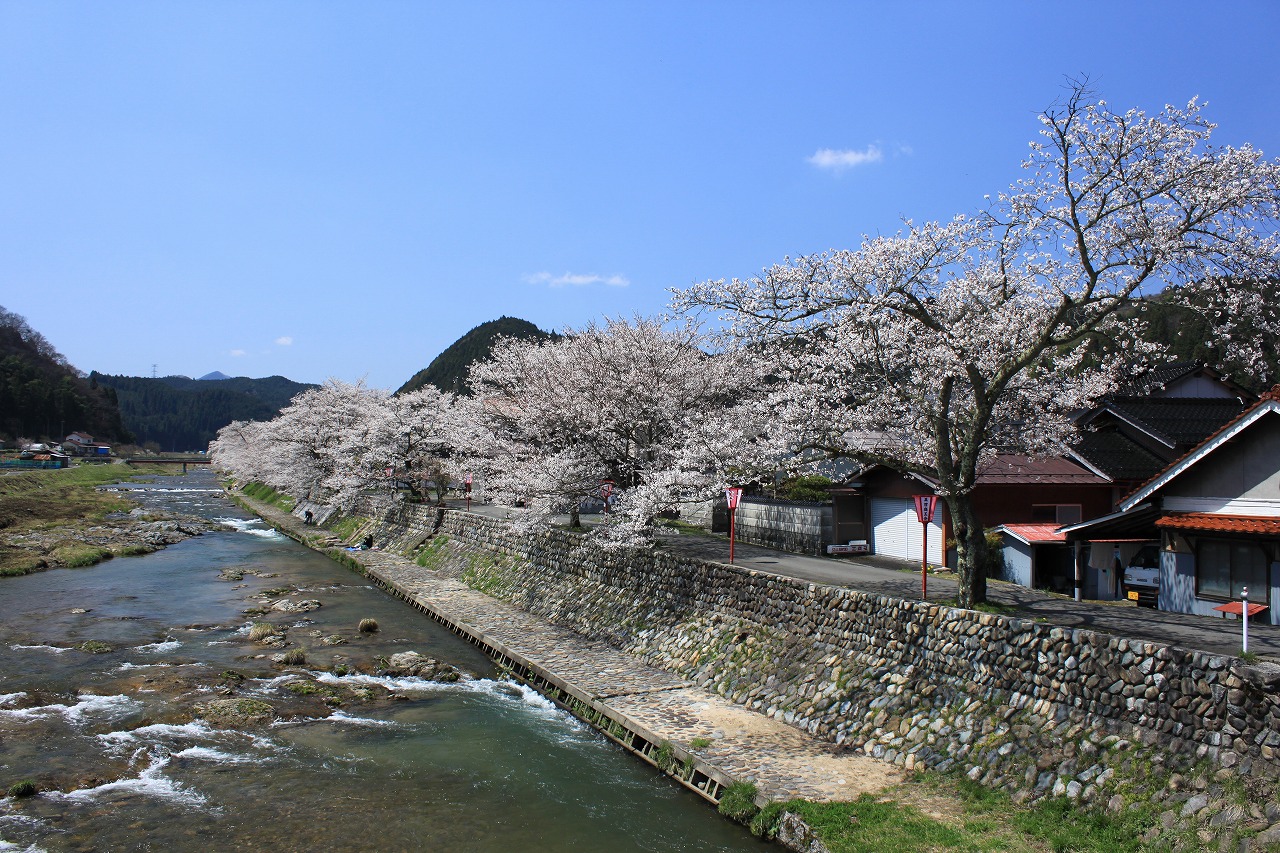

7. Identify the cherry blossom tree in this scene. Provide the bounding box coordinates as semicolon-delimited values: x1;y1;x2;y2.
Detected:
211;380;469;515
674;83;1280;607
465;316;764;545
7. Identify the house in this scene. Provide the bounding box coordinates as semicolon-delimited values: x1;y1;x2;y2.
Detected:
1069;362;1253;498
61;432;111;457
1066;386;1280;625
832;455;1114;591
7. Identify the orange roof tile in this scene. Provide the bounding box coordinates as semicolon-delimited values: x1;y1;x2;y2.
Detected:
1155;513;1280;535
995;523;1068;544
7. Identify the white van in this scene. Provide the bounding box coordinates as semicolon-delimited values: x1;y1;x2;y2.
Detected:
1122;543;1161;607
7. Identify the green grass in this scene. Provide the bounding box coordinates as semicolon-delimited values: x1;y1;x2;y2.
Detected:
52;543;114;568
414;535;451;569
241;482;296;511
7;780;37;798
0;462;174;575
764;773;1164;853
329;515;368;541
785;796;975;851
717;781;760;823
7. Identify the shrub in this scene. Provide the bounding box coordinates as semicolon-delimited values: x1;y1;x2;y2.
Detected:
279;648;306;666
358;618;379;634
7;780;37;798
248;622;276;642
750;802;786;839
777;475;834;502
718;781;760;823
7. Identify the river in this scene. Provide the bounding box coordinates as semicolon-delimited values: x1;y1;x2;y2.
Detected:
0;470;769;852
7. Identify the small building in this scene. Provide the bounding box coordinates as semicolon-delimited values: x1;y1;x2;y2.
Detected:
1067;385;1280;625
836;456;1113;580
61;432;111;456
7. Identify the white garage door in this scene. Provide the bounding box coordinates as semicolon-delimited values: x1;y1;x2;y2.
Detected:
871;498;943;564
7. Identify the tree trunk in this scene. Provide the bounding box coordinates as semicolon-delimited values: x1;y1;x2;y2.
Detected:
948;494;988;608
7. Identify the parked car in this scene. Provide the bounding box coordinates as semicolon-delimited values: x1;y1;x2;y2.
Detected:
1122;543;1161;608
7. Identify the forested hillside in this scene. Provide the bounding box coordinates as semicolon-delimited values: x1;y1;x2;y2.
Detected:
93;373;316;452
0;305;132;444
396;316;559;395
1135;279;1280;391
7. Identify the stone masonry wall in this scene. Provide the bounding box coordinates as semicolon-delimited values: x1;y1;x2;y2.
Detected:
370;504;1280;813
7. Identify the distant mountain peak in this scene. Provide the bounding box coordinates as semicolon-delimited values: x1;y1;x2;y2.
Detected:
198;371;231;381
396;316;558;396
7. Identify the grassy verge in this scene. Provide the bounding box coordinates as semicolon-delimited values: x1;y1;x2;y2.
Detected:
0;463;150;575
240;482;296;512
740;773;1163;852
329;515;368;542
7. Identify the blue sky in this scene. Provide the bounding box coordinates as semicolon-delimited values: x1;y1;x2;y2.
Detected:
4;2;1280;390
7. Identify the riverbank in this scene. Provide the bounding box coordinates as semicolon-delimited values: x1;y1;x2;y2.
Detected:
0;463;218;576
234;489;1280;851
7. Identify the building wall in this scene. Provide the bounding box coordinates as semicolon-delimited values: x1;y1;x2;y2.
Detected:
686;498;832;556
1160;536;1280;626
1162;417;1280;509
997;538;1033;586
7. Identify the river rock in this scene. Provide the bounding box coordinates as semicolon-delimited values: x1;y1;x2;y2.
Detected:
384;652;461;682
271;598;322;613
774;811;830;853
200;698;278;727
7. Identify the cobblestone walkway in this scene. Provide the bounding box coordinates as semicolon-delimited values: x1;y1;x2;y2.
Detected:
243;497;900;804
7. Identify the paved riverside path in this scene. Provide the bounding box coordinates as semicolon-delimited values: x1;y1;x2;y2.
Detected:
462;503;1280;661
240;496;903;805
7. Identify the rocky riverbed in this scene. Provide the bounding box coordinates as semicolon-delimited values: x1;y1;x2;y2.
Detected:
2;506;221;571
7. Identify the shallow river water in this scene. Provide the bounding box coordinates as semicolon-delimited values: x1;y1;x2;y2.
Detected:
0;471;768;852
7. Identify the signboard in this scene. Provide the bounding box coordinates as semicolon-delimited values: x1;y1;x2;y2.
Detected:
725;487;743;510
827;541;870;555
913;494;938;524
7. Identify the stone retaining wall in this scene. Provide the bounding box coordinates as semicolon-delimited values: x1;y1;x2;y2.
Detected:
369;504;1280;814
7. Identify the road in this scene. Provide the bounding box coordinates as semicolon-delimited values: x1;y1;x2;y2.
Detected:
460;503;1280;661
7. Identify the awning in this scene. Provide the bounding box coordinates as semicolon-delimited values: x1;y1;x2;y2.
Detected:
1156;513;1280;536
1060;502;1161;541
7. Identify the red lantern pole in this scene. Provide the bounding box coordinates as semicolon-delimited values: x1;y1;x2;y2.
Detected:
465;473;473;512
600;480;615;516
913;495;937;601
725;487;743;564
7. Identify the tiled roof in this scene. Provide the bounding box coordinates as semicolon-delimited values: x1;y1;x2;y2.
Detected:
1155;513;1280;536
1117;361;1202;395
1100;397;1247;448
975;455;1109;485
994;523;1068;544
1071;430;1167;482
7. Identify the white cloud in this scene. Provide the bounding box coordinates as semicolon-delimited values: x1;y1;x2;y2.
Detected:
524;271;630;288
275;336;293;346
807;145;884;171
230;349;247;357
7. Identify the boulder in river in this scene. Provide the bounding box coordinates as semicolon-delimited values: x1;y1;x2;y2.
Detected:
383;652;462;682
271;598;322;613
200;698;278;727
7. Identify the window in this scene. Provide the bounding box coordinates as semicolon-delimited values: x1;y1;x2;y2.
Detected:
1031;504;1082;525
1196;538;1269;602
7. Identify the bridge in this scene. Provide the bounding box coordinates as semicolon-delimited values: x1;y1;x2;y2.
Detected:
123;456;213;473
